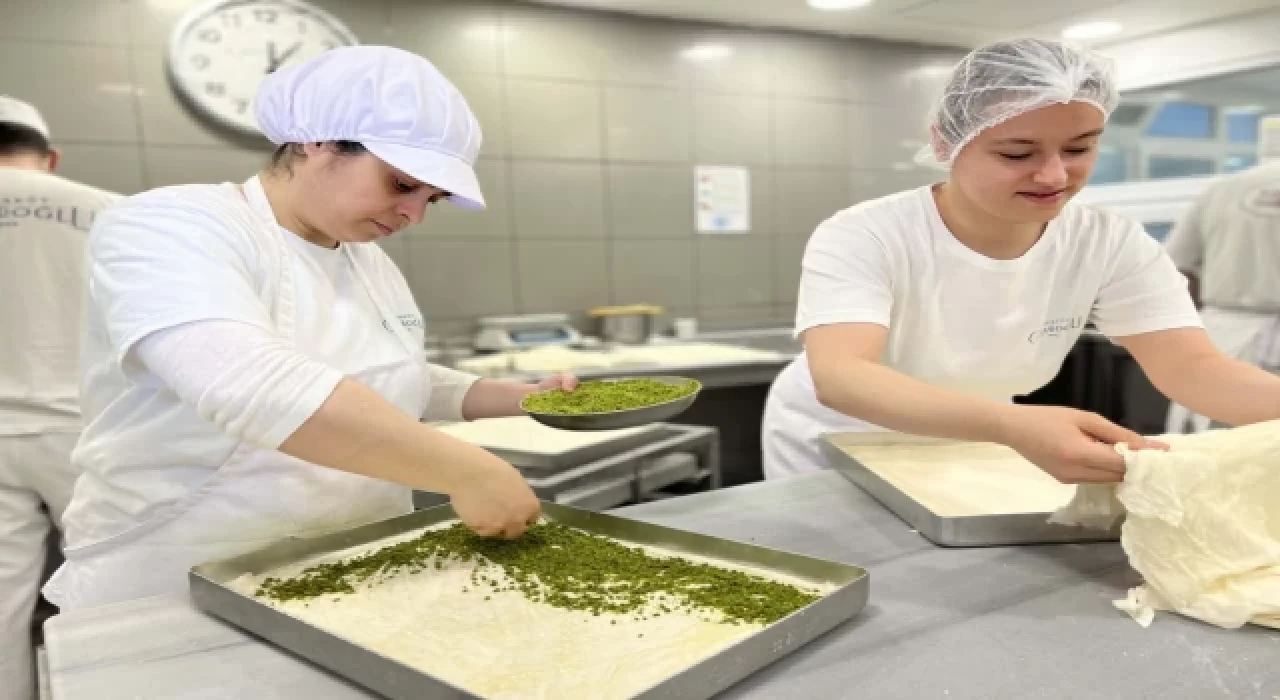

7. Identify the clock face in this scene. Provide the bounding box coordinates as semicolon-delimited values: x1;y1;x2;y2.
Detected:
167;0;359;136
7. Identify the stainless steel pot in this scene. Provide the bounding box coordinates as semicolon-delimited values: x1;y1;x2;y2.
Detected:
588;304;663;345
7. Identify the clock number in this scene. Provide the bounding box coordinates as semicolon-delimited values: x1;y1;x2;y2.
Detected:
167;0;358;136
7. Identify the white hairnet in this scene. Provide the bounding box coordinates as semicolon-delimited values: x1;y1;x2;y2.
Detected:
256;46;486;209
916;38;1120;169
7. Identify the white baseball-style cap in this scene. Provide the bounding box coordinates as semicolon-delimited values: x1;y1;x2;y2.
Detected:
0;96;51;139
255;46;485;209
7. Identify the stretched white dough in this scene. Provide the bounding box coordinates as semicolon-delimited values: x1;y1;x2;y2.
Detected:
1053;421;1280;630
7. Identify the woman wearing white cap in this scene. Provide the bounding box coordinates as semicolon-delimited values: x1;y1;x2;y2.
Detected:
762;38;1280;482
44;46;575;609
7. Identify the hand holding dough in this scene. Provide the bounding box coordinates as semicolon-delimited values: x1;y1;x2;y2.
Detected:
1050;420;1280;630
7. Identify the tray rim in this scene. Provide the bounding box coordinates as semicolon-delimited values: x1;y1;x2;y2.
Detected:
820;432;1122;547
189;501;870;700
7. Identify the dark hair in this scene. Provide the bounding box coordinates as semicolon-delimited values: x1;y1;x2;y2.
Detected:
0;123;51;158
269;140;366;175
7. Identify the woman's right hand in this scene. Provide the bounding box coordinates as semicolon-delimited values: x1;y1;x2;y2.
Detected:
448;460;542;539
992;405;1167;484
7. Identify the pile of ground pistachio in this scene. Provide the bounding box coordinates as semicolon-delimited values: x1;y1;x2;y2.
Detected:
521;378;699;415
255;522;820;626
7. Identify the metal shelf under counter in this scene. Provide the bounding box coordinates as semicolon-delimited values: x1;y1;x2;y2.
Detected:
413;423;720;512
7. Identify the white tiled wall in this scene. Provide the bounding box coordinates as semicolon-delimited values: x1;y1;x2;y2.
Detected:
0;0;960;337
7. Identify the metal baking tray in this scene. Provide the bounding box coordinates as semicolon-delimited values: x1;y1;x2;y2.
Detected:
439;418;667;472
189;502;869;700
822;433;1121;548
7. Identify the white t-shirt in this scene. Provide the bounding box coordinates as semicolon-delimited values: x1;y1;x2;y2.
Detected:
1164;162;1280;311
0;168;118;435
763;186;1203;477
70;181;477;532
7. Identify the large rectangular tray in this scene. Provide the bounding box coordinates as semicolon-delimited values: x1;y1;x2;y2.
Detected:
189;502;869;700
821;432;1121;547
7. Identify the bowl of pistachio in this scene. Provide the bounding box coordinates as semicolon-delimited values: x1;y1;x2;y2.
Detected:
520;376;701;431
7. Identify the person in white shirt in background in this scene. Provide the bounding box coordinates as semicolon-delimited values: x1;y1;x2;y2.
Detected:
0;96;119;700
43;46;577;613
1163;162;1280;433
762;38;1280;483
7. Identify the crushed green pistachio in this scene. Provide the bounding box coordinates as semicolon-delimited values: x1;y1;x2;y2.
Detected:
521;379;698;415
255;522;819;626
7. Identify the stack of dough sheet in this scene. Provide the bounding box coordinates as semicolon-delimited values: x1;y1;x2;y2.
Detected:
1052;421;1280;630
827;425;1280;631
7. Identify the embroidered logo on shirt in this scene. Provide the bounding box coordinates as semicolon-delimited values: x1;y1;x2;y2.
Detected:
383;314;425;332
0;196;100;231
1244;186;1280;216
1028;316;1084;344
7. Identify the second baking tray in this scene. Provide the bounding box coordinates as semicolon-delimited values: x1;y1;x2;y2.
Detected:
190;502;869;700
822;432;1122;547
435;416;666;471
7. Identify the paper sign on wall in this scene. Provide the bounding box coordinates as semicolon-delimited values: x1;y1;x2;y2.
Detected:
695;165;750;233
1259;115;1280;165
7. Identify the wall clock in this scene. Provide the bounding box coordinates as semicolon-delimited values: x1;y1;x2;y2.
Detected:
167;0;359;136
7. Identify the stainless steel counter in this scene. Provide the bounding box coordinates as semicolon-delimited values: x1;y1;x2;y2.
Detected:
469;357;791;391
42;472;1279;699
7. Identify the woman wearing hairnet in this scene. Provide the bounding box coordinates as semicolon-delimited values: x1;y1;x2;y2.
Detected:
43;46;576;609
762;38;1280;482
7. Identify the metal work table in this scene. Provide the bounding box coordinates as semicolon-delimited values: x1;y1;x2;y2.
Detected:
447;328;801;391
462;357;791;391
42;472;1279;699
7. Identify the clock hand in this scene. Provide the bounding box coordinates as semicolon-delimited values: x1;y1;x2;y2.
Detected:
266;41;303;73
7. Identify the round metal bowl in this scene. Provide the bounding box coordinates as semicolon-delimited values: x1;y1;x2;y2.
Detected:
521;376;701;431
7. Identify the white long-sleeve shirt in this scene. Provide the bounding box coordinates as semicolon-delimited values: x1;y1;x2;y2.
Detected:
133;319;478;449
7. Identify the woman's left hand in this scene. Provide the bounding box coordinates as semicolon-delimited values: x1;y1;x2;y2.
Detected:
534;372;579;392
464;374;583;421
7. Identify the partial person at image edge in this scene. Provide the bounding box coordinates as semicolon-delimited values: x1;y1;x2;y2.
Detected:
1163;162;1280;433
0;95;120;700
